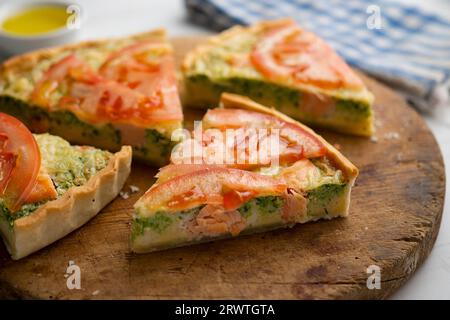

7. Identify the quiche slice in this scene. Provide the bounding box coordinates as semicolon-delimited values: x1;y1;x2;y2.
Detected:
182;19;374;136
0;29;182;166
0;113;132;260
131;93;358;253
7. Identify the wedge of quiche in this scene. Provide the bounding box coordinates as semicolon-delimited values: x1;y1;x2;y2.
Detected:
0;29;182;166
131;94;358;253
182;19;374;136
0;113;131;260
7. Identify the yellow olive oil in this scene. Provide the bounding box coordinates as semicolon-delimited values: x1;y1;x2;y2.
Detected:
2;6;69;36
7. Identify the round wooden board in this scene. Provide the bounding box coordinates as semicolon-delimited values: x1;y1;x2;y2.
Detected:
0;37;445;300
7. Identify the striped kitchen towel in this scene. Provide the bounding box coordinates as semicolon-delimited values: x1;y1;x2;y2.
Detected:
185;0;450;112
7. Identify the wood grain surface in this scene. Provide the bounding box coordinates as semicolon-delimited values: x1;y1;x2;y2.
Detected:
0;37;445;299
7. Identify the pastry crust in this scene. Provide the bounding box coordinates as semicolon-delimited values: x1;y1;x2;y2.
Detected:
219;93;359;182
0;146;132;260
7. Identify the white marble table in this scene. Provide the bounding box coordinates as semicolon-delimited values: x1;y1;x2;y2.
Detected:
12;0;450;299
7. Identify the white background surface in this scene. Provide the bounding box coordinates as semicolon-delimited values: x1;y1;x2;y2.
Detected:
8;0;450;299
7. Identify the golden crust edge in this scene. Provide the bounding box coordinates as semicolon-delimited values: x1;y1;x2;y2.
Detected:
0;146;132;260
219;93;359;181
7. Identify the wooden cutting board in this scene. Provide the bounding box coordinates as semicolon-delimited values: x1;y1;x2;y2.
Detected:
0;37;445;300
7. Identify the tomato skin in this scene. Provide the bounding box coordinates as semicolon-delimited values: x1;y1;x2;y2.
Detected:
250;21;364;90
98;41;182;124
0;149;16;194
31;42;182;127
201;108;326;167
156;164;227;184
166;186;216;211
0;113;41;212
31;55;83;107
142;167;286;213
223;190;255;211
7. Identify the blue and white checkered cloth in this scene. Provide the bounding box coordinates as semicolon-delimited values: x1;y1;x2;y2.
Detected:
185;0;450;112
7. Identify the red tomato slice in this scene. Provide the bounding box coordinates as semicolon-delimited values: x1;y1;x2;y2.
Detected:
31;54;101;107
202;108;326;165
99;41;182;123
62;79;181;126
0;136;16;194
99;41;171;85
222;190;255;211
156;164;226;184
141;167;287;212
32;43;182;126
251;21;364;90
0;113;41;212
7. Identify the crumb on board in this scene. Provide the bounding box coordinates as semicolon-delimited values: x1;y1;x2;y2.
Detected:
92;290;100;296
129;185;140;193
120;185;140;199
119;191;130;199
370;136;378;143
384;132;400;140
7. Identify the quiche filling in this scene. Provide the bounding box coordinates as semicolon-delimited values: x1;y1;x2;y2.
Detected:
183;19;374;136
0;133;112;227
0;31;182;166
185;75;372;128
131;158;347;246
0;96;173;166
130;94;358;253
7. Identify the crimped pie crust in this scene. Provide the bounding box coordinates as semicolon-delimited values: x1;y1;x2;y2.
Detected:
0;146;132;260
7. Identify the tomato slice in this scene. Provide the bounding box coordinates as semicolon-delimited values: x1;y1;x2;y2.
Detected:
251;21;364;90
140;167;287;213
0;137;16;194
31;54;100;107
0;113;41;212
99;41;172;89
32;42;182;127
156;164;226;184
222;190;255;211
200;108;326;166
99;41;182;123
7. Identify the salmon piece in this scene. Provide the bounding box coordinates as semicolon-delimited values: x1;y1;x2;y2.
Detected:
25;170;57;204
278;159;322;192
187;205;246;236
282;190;307;222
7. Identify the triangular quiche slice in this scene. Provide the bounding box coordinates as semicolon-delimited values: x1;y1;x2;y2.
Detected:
131;93;358;253
0;113;131;260
182;19;374;136
0;29;182;166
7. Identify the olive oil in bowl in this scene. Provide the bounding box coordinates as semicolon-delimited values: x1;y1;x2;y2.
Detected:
0;2;81;56
1;6;70;36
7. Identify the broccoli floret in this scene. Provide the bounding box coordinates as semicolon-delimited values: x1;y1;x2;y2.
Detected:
255;196;284;214
132;212;173;239
335;99;371;119
237;196;284;218
238;201;253;218
145;129;173;158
